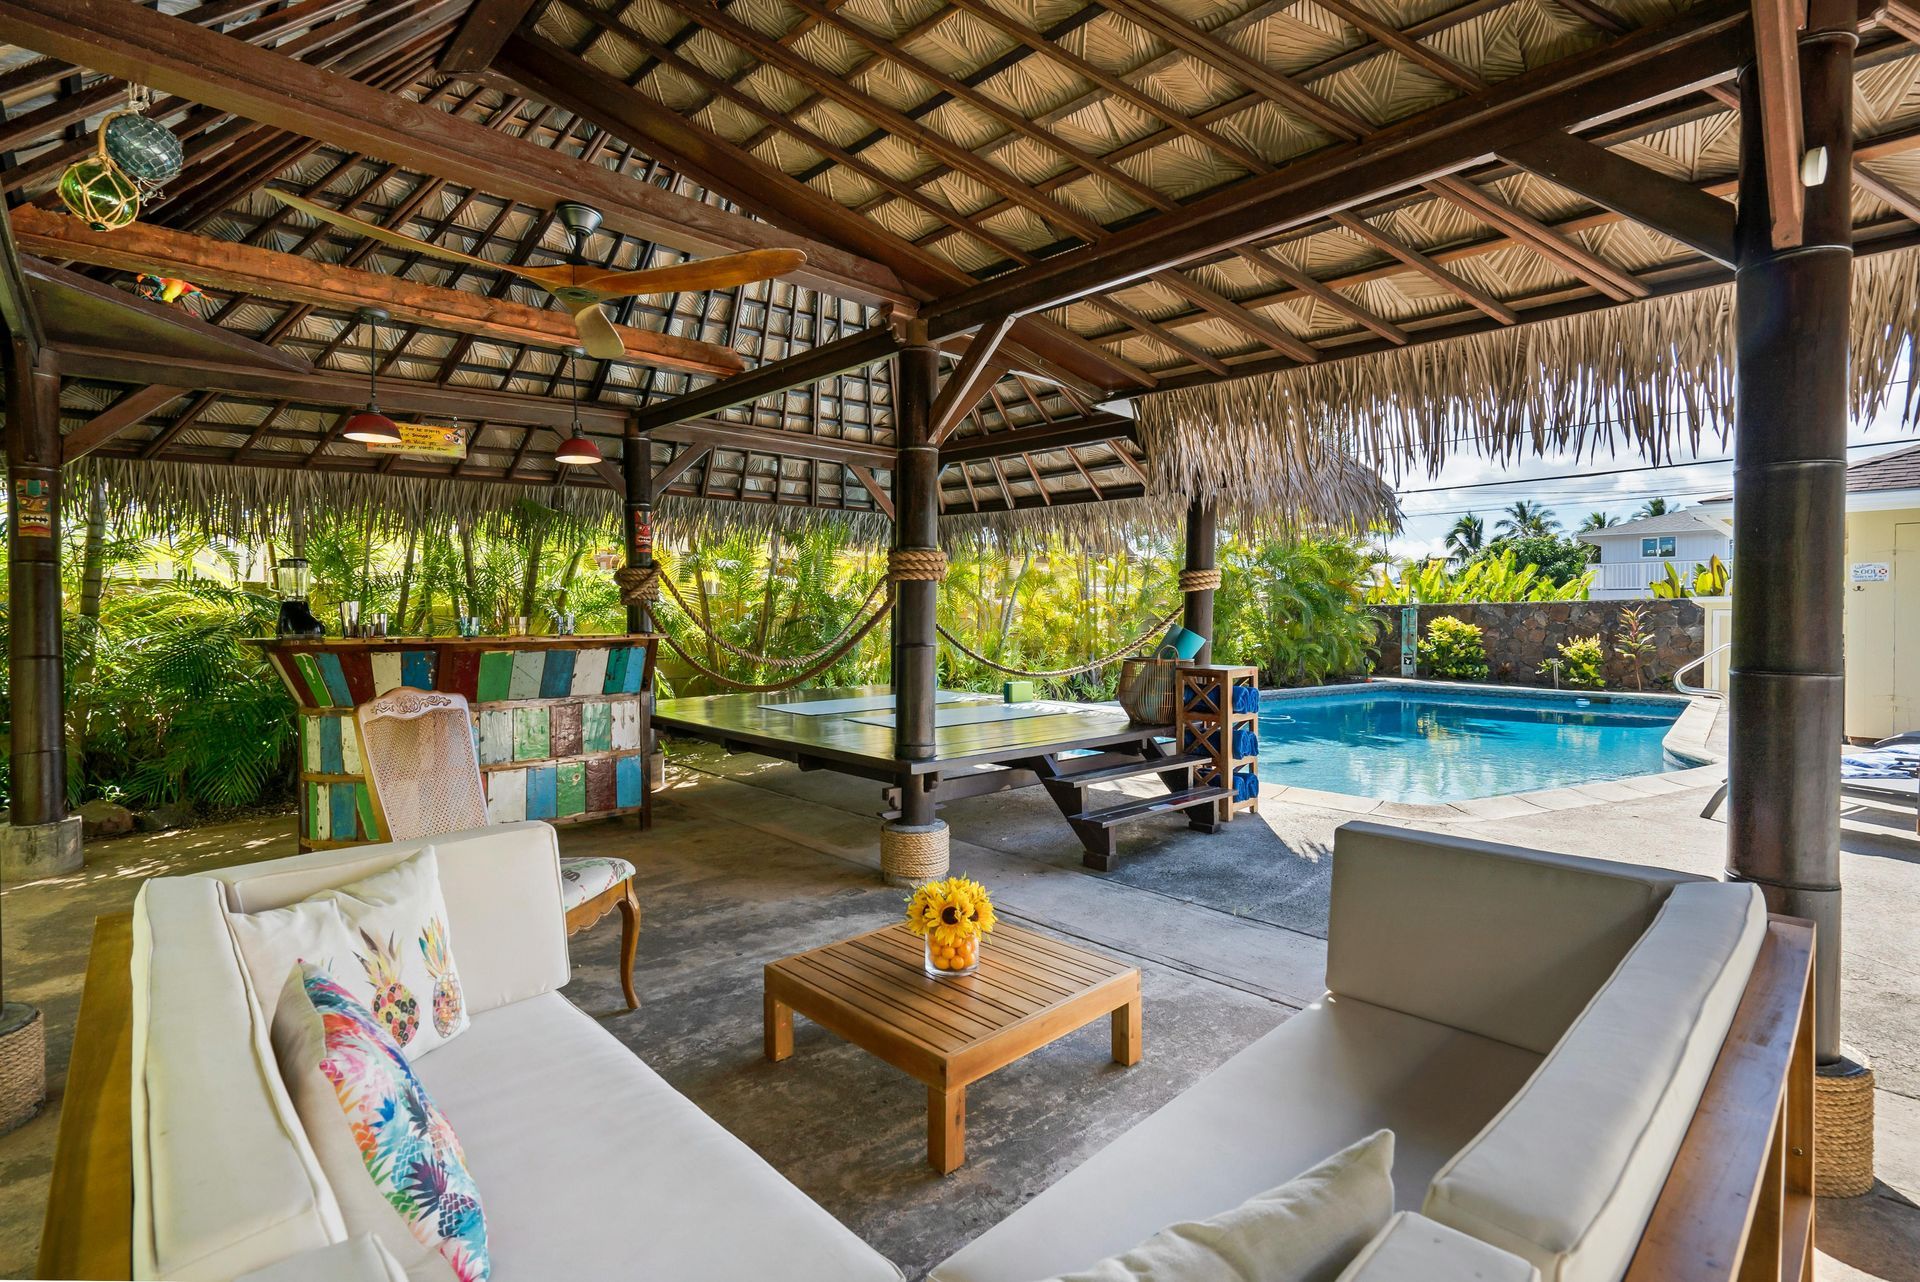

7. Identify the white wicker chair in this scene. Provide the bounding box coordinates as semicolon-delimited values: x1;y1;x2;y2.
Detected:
354;687;641;1008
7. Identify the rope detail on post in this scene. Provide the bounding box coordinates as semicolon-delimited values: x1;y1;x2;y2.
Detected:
881;821;949;885
1178;567;1223;592
613;565;661;605
888;548;948;582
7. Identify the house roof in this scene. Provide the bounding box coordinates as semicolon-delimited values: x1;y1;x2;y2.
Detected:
1847;442;1920;493
1577;509;1730;543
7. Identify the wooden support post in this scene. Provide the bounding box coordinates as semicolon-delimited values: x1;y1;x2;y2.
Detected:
893;343;941;774
1729;0;1854;1066
623;416;654;635
5;338;67;832
1183;499;1217;665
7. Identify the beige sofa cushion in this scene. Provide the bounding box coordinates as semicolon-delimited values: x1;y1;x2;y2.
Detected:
1327;822;1699;1054
928;996;1540;1282
412;990;902;1281
236;1235;409;1282
1423;882;1767;1282
208;822;569;1018
1334;1213;1539;1282
132;877;344;1281
1034;1130;1394;1282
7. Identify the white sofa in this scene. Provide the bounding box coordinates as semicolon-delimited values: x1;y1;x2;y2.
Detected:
129;821;902;1282
928;821;1767;1282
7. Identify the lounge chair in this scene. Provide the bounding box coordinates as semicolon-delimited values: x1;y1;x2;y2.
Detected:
1702;732;1920;832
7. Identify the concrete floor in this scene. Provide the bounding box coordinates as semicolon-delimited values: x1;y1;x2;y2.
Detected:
2;736;1918;1279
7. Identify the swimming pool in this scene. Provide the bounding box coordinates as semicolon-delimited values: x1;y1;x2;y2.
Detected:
1255;682;1689;804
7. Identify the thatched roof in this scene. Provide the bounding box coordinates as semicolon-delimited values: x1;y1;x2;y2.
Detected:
8;0;1920;540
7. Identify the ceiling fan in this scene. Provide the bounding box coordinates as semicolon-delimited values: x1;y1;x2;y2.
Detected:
269;191;806;360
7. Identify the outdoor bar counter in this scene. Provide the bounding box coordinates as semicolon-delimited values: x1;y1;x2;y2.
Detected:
260;634;658;850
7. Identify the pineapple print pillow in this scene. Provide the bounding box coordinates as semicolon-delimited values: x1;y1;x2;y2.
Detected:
229;847;471;1059
273;962;490;1282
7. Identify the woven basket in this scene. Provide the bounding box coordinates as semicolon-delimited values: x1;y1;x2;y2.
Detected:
1117;658;1178;725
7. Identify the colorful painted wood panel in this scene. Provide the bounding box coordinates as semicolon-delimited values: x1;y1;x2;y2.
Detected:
266;636;657;851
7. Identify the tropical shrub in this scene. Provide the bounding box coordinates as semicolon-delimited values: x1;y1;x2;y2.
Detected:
1418;616;1490;680
1214;535;1381;686
1365;549;1591;604
1541;635;1607;689
1612;606;1658;690
1475;534;1596;587
1648;555;1730;598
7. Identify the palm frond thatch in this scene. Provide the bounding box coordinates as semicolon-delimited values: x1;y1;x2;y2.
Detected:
1135;246;1920;482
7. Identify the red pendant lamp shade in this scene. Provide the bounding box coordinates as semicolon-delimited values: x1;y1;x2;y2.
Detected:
343;408;401;444
555;346;601;466
345;307;402;445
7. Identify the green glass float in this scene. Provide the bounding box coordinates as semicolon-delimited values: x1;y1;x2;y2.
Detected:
56;154;140;231
102;110;184;189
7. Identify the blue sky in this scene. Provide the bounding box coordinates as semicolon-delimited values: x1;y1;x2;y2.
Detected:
1380;379;1920;561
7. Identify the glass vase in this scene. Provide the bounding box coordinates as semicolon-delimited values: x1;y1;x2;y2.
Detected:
924;932;981;978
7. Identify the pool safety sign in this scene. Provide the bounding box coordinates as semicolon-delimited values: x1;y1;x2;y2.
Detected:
1400;607;1418;676
1852;561;1891;584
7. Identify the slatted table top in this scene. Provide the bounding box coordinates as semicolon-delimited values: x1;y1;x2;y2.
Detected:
765;921;1139;1089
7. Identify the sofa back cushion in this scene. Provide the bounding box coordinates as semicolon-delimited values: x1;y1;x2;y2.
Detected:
1327;822;1699;1055
132;877;344;1281
208;822;569;1018
1422;882;1767;1282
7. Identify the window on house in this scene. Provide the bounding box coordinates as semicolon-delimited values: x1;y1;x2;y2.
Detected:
1641;536;1677;558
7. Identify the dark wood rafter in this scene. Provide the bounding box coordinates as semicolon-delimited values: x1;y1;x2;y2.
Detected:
929;317;1017;446
1751;0;1810;248
438;0;540;73
0;0;909;307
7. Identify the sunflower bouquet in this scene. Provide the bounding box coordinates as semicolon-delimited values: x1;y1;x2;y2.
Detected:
906;876;997;977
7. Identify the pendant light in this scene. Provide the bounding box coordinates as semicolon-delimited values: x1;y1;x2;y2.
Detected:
343;307;402;445
555;345;602;466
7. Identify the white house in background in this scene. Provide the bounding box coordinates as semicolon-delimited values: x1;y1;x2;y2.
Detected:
1576;508;1733;600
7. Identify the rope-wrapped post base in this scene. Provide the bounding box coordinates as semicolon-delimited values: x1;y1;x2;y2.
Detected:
1177;567;1223;592
614;565;662;608
881;820;949;887
1816;1050;1876;1198
0;1003;46;1136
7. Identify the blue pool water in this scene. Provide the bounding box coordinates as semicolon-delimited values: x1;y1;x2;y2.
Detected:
1255;684;1687;804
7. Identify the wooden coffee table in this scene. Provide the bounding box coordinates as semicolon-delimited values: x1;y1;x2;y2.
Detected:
764;922;1142;1173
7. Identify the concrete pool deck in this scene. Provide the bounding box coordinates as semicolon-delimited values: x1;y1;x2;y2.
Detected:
2;717;1915;1280
1253;678;1723;822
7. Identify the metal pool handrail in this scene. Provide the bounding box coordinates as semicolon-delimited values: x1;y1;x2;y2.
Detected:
1674;643;1730;698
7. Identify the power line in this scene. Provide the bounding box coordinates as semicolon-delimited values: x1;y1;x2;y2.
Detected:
1393;435;1920;507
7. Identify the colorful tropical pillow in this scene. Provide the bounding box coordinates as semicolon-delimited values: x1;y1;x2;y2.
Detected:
230;847;470;1058
274;962;490;1282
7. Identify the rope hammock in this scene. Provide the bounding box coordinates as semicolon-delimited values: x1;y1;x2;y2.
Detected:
935;601;1183;680
633;547;1214;691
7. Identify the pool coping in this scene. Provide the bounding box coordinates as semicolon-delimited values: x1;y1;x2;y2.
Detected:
1252;677;1726;824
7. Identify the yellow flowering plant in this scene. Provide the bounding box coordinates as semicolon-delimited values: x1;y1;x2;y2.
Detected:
905;876;996;973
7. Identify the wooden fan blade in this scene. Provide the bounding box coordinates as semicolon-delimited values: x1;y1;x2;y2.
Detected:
570;303;628;360
575;248;808;299
270;191;502;274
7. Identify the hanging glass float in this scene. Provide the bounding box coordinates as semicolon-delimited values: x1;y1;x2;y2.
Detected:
102;109;184;190
55;86;181;232
56;153;140;231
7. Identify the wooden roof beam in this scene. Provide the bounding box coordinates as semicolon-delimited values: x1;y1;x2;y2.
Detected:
1498;130;1739;265
939;414;1137;465
923;0;1751;338
9;205;747;378
62;384;189;462
438;0;539;73
0;0;909;310
1751;0;1808;248
629;327;901;435
929;316;1017;446
1330;212;1520;324
1426;175;1649;300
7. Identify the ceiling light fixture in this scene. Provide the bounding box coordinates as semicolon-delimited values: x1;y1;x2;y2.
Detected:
342;307;402;446
555;345;602;466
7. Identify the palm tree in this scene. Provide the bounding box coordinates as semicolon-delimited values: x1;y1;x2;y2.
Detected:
1636;497;1670;518
1496;500;1560;539
1444;514;1485;565
1579;511;1619;532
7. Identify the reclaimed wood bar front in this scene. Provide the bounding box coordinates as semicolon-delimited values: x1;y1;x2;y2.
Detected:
259;635;658;850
